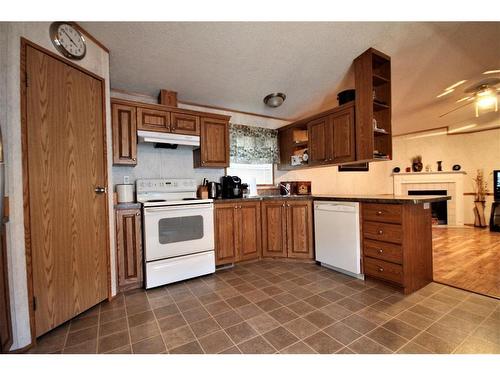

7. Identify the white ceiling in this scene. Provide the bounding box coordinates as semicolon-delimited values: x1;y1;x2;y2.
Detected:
81;22;500;134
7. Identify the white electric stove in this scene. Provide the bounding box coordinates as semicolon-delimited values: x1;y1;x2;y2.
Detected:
136;178;215;289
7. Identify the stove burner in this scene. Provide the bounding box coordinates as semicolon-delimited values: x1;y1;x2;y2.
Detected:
146;199;167;203
182;198;198;201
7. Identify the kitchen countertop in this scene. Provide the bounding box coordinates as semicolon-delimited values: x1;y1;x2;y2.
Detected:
114;202;142;210
215;194;451;204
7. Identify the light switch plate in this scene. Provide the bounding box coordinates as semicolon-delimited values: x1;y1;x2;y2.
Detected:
123;176;130;184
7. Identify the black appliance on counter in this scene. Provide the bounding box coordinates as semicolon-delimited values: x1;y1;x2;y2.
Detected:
490;170;500;232
221;175;243;199
207;181;222;199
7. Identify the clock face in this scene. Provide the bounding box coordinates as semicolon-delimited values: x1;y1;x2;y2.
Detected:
50;22;86;60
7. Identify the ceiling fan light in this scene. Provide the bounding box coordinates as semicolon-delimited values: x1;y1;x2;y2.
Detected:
475;88;498;116
263;93;286;108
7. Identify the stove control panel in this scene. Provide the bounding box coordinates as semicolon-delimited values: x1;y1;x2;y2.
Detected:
136;178;197;193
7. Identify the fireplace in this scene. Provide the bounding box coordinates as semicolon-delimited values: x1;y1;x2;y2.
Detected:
408;190;448;225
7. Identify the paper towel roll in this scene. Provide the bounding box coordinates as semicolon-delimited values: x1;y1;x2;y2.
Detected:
116;184;134;203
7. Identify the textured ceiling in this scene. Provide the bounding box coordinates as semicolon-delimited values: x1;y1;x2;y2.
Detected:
81;22;500;134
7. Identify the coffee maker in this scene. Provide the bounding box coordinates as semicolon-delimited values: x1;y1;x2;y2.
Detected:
221;175;243;199
489;170;500;232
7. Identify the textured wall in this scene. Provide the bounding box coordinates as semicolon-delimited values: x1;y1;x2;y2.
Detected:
0;22;112;350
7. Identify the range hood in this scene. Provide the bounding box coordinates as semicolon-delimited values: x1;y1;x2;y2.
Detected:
137;130;200;147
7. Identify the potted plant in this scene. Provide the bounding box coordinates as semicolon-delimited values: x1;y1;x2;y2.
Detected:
472;169;488;227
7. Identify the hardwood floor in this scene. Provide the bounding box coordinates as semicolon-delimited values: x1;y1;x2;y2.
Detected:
433;227;500;299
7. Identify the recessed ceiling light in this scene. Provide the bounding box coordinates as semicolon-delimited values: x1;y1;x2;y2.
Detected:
483;69;500;74
436;89;454;98
263;93;286;108
445;80;467;91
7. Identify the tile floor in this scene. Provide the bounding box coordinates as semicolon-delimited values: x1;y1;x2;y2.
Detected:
29;260;500;354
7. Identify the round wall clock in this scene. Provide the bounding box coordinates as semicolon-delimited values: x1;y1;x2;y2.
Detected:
50;22;86;60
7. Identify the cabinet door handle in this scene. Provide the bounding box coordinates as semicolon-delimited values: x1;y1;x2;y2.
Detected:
378;267;384;272
378;229;383;235
378;249;383;254
377;211;382;215
132;158;137;161
136;212;140;216
282;203;285;207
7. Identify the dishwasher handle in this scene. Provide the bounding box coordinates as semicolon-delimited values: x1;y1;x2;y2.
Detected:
314;202;358;213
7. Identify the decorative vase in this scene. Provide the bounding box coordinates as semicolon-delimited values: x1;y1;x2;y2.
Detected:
412;162;423;172
473;201;487;228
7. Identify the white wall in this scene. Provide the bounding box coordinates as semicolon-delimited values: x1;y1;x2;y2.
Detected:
276;127;500;225
0;22;113;350
388;128;500;224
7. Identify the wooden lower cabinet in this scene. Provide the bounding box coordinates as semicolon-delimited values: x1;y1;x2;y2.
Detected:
214;201;261;265
261;200;287;257
262;199;314;260
115;208;143;292
361;203;433;294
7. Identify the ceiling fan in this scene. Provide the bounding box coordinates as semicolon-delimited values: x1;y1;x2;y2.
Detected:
439;76;500;118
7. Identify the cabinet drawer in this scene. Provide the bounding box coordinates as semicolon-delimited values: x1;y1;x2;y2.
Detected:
363;239;403;264
362;203;402;224
364;257;403;285
363;221;402;244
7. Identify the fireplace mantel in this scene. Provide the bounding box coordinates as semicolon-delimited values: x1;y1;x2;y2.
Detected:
393;171;465;226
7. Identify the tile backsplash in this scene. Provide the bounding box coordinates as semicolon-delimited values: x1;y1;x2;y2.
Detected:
112;143;225;188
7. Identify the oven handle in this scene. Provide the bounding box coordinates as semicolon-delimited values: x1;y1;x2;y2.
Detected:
144;204;213;213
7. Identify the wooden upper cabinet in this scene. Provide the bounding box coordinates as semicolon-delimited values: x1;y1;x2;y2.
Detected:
237;202;262;262
214;203;237;265
308;116;329;164
331;106;355;164
137;107;171;132
261;200;287;258
111;103;137;165
195;117;229;168
285;200;313;259
115;208;143;292
171;112;200;136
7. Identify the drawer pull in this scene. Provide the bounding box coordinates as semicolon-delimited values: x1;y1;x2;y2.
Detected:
378;267;384;272
378;229;383;235
377;210;382;215
378;249;383;254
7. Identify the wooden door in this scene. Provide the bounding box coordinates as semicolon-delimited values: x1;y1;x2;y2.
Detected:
286;200;314;259
0;220;12;352
307;116;329;164
171;112;200;135
214;203;237;265
331;107;355;164
261;200;287;257
25;45;108;337
137;107;171;132
200;117;229;167
236;202;261;262
116;209;143;292
112;103;137;165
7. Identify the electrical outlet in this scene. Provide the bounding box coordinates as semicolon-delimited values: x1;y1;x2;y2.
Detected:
123;176;130;184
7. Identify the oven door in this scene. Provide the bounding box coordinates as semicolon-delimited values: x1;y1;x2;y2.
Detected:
143;203;214;262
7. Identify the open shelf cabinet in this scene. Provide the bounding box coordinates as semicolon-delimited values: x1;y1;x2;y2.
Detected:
354;48;392;162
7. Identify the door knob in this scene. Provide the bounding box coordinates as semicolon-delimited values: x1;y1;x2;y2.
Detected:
95;186;107;194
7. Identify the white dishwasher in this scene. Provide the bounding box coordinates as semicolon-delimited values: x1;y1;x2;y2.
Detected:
314;201;363;279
